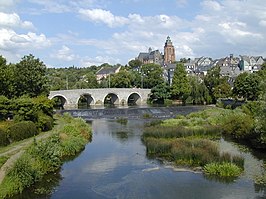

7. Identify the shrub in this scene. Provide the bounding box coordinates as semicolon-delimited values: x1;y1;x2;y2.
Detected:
7;121;38;142
0;127;9;146
36;112;54;131
220;110;254;139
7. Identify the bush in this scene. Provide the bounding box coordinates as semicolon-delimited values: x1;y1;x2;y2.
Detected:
0;128;9;146
36;112;54;131
220;110;254;139
7;121;38;142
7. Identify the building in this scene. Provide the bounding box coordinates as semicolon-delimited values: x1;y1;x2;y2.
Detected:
239;55;264;72
137;47;163;65
96;66;121;81
164;36;176;64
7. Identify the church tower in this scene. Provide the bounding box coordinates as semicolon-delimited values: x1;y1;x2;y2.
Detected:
164;36;175;64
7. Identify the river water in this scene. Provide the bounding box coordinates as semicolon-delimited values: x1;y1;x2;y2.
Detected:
11;108;266;199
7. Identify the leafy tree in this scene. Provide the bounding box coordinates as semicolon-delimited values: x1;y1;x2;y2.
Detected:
141;63;164;89
111;70;133;88
149;82;171;104
86;72;98;88
171;63;190;102
233;72;261;101
13;54;49;97
186;76;211;104
204;66;230;103
213;81;232;99
128;59;142;69
261;62;266;70
0;56;14;98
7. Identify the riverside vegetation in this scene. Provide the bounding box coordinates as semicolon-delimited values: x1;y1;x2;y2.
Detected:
0;113;92;199
142;103;266;182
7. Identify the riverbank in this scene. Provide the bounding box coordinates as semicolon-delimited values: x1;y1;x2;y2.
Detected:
0;113;92;199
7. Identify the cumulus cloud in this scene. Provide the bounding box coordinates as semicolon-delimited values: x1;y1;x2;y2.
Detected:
51;45;78;61
80;55;121;67
79;8;128;27
0;0;18;11
0;12;34;29
0;28;50;50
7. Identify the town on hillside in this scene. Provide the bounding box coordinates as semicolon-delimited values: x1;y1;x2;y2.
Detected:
96;36;265;85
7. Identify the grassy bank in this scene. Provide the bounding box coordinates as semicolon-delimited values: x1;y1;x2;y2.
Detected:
0;113;92;199
142;107;247;180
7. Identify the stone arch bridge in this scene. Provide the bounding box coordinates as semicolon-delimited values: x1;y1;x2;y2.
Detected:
49;88;151;109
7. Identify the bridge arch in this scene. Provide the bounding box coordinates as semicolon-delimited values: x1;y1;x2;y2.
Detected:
104;93;119;105
50;94;68;109
127;92;142;105
77;93;95;108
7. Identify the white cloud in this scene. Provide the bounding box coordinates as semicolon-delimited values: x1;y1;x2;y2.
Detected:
0;12;34;29
52;45;78;61
201;0;223;11
80;55;121;67
0;28;51;63
79;8;128;27
0;0;18;11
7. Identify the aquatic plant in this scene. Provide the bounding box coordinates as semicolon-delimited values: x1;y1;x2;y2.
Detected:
116;117;128;125
203;162;242;177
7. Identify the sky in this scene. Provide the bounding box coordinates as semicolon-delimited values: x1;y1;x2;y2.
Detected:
0;0;266;68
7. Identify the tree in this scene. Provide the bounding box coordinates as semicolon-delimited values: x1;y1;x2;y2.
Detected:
204;66;230;103
128;59;142;69
85;72;98;88
141;63;164;89
186;76;211;104
149;82;171;104
171;63;190;102
233;72;261;101
111;70;133;88
213;81;232;99
13;54;49;97
0;56;14;98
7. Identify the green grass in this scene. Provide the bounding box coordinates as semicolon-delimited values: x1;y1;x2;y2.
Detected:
203;162;242;177
0;156;8;168
0;113;92;199
142;107;245;179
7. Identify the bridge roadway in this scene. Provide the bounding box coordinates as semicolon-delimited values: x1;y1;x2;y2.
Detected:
49;88;151;109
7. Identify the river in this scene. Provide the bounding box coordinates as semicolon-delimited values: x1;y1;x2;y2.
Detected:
11;107;266;199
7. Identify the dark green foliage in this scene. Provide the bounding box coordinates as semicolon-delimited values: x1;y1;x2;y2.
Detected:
149;82;171;104
7;121;38;142
110;69;133;88
233;72;261;101
219;111;254;139
12;54;49;98
186;76;212;105
171;63;190;102
204;66;230;103
36;113;54;131
0;128;9;146
0;95;10;121
141;63;164;89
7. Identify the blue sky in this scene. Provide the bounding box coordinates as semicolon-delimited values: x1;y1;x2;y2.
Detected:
0;0;266;67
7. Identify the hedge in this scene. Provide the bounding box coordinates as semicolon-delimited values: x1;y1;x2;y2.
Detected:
7;121;38;142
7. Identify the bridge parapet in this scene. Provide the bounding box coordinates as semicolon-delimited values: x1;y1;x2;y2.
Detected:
49;88;151;109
